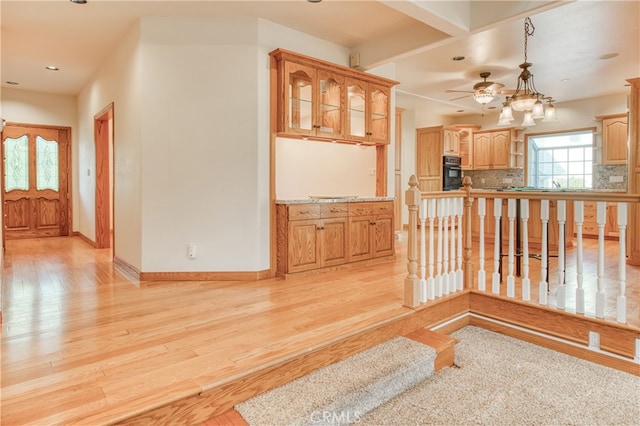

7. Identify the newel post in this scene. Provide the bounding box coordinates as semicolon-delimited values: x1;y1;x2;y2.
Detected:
404;175;421;308
462;176;474;289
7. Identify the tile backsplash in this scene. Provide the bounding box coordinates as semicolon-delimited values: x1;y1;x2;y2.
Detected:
594;165;627;190
463;169;524;189
463;165;627;191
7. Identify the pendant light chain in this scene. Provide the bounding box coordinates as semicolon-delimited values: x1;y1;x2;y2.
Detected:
523;17;535;63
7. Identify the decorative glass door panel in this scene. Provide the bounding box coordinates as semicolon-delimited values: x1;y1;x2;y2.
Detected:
2;125;69;239
368;85;390;144
285;62;315;134
316;70;344;138
347;80;367;141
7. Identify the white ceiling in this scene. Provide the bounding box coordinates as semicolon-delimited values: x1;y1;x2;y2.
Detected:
2;0;639;117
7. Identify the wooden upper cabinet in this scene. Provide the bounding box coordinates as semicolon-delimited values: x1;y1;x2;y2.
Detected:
270;48;398;145
443;128;460;156
345;79;391;144
599;113;628;165
473;129;513;170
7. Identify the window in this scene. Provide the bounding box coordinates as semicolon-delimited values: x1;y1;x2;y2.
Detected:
528;130;594;189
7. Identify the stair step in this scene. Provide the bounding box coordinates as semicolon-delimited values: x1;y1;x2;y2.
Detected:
234;336;437;425
404;328;460;371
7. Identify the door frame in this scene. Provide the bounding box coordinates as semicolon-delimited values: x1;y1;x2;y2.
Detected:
94;103;114;250
1;122;72;246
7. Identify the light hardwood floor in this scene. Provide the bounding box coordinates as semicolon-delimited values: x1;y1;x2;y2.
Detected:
1;235;638;425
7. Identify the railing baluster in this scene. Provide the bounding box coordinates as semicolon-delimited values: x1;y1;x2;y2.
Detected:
521;199;531;301
419;199;427;303
478;198;486;291
436;198;444;298
456;197;464;291
443;199;450;295
427;198;436;300
617;203;628;323
556;200;567;310
539;200;549;305
449;198;457;293
507;198;516;298
574;201;585;314
596;201;607;318
492;198;502;295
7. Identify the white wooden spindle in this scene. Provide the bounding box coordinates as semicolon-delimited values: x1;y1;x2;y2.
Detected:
419;199;427;303
521;199;530;301
478;198;487;291
507;198;516;298
492;198;502;295
617;202;628;323
539;200;549;305
443;198;450;295
574;201;585;314
427;198;436;300
436;198;444;298
596;201;606;318
456;197;464;291
449;197;457;293
556;200;567;310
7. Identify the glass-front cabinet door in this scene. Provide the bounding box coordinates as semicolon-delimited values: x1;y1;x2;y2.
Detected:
346;78;367;142
316;70;344;139
284;61;316;135
368;84;390;144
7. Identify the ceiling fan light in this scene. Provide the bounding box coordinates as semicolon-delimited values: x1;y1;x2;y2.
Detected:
532;99;545;119
521;111;536;126
473;91;494;105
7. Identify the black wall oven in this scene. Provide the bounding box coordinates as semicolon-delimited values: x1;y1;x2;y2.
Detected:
443;156;462;191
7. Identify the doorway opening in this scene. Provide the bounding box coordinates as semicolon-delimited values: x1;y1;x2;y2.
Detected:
94;104;114;250
1;123;72;244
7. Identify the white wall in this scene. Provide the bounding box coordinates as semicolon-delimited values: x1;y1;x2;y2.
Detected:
77;22;143;269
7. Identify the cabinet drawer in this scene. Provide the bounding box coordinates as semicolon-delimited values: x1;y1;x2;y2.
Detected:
582;222;599;235
349;203;373;216
373;201;394;215
288;204;321;220
321;203;348;218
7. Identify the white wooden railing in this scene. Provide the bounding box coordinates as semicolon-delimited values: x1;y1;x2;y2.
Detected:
404;175;640;326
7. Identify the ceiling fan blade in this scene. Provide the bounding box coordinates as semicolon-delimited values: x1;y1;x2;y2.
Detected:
486;82;505;91
498;89;517;95
445;89;474;94
449;94;471;101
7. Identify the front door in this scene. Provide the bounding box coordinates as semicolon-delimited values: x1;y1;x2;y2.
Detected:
2;124;70;240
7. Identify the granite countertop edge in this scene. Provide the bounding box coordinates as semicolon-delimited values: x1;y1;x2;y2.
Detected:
276;197;395;205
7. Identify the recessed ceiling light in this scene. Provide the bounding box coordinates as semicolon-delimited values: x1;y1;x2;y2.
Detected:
452;56;465;61
70;0;87;4
561;78;570;83
456;110;464;113
6;81;19;85
46;66;59;71
307;0;322;3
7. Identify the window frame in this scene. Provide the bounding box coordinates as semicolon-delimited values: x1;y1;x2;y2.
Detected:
525;127;597;189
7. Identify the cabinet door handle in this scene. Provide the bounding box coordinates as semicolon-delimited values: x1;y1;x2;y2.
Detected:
356;208;366;211
330;208;340;212
370;221;376;225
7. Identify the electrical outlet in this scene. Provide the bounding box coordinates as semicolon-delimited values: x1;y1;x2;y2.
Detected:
503;178;512;184
609;175;623;183
187;243;197;259
369;168;376;176
588;331;600;348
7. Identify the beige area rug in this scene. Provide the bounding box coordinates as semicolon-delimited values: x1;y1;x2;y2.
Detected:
362;326;640;425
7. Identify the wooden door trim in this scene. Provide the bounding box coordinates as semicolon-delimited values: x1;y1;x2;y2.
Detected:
1;122;72;245
94;103;114;250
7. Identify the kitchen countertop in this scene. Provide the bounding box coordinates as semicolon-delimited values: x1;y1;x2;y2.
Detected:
276;196;394;205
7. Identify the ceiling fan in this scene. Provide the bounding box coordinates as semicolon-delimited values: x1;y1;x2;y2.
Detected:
446;72;506;104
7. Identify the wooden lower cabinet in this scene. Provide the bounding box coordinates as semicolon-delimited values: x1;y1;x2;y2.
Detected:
348;202;394;262
471;197;574;252
277;200;394;275
581;201;618;239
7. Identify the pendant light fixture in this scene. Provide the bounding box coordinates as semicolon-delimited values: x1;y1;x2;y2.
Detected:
498;17;557;127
